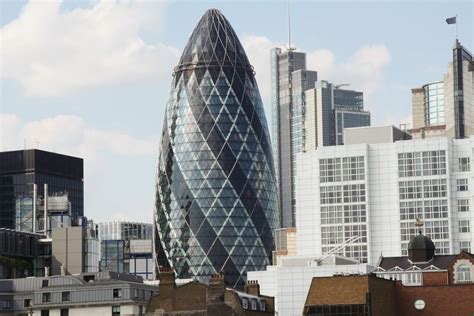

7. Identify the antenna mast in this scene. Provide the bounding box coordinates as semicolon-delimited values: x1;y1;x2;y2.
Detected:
287;0;295;50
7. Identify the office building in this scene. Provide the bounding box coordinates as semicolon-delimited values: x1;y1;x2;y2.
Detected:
0;271;156;316
273;71;370;227
147;268;275;315
0;228;39;279
154;9;278;287
271;47;318;228
0;149;83;229
305;81;371;149
98;221;153;241
410;39;474;139
98;222;154;280
296;126;474;266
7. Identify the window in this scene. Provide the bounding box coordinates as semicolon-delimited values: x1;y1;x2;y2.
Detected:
458;199;469;212
457;179;468;191
134;289;139;299
41;310;49;316
404;272;422;286
42;293;51;303
60;309;69;316
259;300;266;311
42;280;49;287
112;306;121;315
3;300;11;309
140;289;145;300
62;291;71;302
24;299;31;308
456;265;471;283
242;298;248;309
460;241;471;252
251;299;257;310
139;306;143;316
459;220;470;233
113;289;122;299
459;157;470;172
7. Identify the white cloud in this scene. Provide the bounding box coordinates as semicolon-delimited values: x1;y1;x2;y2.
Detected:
1;113;157;222
308;44;391;97
0;0;180;97
241;35;391;107
0;113;156;161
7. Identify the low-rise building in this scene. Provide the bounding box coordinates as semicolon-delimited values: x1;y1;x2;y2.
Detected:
0;271;156;316
147;268;274;315
247;255;373;316
303;232;474;316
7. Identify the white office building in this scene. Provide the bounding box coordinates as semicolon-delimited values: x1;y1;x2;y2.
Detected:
296;126;474;265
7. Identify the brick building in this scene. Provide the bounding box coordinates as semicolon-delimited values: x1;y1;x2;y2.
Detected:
302;232;474;315
146;268;275;315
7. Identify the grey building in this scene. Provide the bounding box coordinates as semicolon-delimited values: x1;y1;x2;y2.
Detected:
411;39;474;139
271;47;317;228
0;271;156;316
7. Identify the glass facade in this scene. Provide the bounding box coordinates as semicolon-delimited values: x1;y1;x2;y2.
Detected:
155;9;278;287
423;81;445;126
0;150;83;229
271;48;309;228
98;222;153;240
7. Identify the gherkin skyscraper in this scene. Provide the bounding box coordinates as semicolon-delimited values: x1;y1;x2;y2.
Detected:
154;9;279;287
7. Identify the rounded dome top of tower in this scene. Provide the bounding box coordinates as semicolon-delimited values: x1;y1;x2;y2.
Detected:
175;8;252;73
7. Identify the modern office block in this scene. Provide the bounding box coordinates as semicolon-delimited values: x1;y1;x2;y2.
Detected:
296;133;474;265
98;221;153;240
0;149;83;229
411;40;473;139
155;9;278;287
271;47;317;228
98;221;154;280
305;81;371;150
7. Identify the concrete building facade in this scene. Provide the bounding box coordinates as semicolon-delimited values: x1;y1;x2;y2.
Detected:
296;130;474;265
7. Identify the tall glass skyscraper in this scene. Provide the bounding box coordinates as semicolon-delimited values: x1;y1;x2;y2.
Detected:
271;48;317;228
154;9;278;287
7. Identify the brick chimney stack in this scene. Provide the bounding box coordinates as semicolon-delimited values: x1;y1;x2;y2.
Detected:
245;280;260;296
208;272;225;303
159;267;176;290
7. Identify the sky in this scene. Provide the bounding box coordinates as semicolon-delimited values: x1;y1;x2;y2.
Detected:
1;0;473;223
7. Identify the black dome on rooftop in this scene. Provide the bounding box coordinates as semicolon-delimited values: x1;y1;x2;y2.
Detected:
408;231;436;251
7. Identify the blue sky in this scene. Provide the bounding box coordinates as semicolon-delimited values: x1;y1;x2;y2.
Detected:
1;0;472;222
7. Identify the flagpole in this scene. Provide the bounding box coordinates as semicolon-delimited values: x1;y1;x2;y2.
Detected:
456;14;458;39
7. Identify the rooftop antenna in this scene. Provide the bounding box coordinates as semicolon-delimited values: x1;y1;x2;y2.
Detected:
287;0;295;51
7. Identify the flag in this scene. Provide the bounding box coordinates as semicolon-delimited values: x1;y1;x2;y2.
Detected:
446;16;457;24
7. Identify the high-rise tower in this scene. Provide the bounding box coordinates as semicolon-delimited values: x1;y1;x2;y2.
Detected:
154;9;279;287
